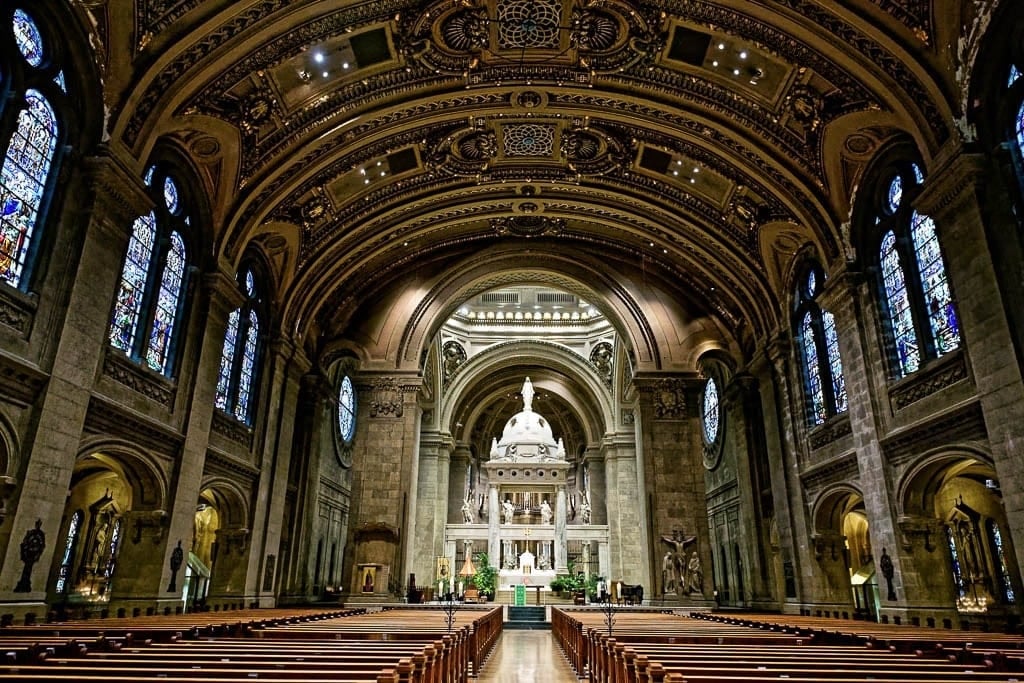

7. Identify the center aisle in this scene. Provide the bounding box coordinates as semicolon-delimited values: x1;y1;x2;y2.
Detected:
475;630;581;682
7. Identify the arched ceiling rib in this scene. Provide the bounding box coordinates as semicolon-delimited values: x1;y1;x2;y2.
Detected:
93;0;966;364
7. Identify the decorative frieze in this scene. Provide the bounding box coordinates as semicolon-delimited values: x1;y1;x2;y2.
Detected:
84;397;183;460
808;415;853;450
103;351;176;408
0;287;34;336
888;351;968;410
0;349;46;406
204;449;259;484
211;410;254;448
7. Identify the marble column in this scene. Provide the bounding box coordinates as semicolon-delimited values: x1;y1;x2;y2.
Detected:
0;156;148;608
488;484;499;564
554;485;568;573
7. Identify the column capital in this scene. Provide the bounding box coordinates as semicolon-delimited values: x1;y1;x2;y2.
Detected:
203;270;247;313
722;372;758;405
81;152;153;232
914;145;987;221
817;264;864;311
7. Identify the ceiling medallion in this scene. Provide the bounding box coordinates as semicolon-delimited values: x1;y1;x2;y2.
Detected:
492;215;565;238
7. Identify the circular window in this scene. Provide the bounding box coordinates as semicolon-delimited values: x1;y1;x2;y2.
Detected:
702;377;720;443
338;375;356;443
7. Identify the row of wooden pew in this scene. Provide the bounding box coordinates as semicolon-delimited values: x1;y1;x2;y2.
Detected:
0;605;502;682
553;607;1024;682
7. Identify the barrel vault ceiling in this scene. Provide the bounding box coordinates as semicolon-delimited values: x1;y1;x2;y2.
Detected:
88;0;980;360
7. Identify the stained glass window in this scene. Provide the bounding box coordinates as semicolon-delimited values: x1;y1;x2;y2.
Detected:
1017;101;1024;162
823;311;847;414
145;231;185;372
110;213;156;352
989;520;1016;603
54;71;66;93
947;526;966;599
806;270;816;298
1010;64;1022;88
144;166;155;186
244;269;255;297
163;176;179;213
802;311;827;425
912;163;925;185
880;231;919;376
55;510;82;594
104;518;123;580
702;376;720;442
338;375;356;442
13;10;43;67
887;175;902;213
234;309;259;422
0;90;58;287
911;212;960;356
215;309;240;411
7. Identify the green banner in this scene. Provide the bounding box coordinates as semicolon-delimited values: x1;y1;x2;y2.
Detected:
514;584;526;606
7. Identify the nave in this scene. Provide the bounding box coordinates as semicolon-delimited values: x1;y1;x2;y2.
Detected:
475;630;580;683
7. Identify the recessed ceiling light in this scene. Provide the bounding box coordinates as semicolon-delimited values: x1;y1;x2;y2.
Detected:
322;71;329;78
314;52;324;63
717;43;725;50
739;51;748;59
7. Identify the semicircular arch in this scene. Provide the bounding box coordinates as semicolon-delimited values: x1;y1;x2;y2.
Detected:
897;445;997;519
75;438;170;512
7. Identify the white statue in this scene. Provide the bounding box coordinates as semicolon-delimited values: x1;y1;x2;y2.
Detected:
580;499;592;525
687;551;703;595
461;498;474;523
502;498;514;524
540;499;553;525
521;377;535;411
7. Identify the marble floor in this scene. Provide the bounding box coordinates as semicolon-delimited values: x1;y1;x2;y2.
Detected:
474;630;582;682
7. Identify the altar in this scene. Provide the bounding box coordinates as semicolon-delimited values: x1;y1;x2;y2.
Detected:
498;550;555;591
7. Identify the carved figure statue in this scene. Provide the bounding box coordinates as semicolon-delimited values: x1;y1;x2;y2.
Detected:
521;377;535;411
580;499;592;525
502;498;514;524
661;529;696;594
687;551;703;595
540;500;553;525
662;551;676;594
461;498;474;524
879;547;896;601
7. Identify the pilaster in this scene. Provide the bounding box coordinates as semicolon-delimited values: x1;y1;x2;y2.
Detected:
0;155;145;607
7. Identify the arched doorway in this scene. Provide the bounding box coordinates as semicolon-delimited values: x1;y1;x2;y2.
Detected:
813;486;872;617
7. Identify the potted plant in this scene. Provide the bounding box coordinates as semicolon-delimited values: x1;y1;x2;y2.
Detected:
472;552;498;601
549;577;565;593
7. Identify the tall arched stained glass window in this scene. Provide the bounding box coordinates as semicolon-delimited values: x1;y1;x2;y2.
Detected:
0;7;68;292
0;90;58;288
55;510;82;594
912;212;960;355
1016;101;1024;165
108;166;193;377
823;311;847;413
988;520;1016;604
702;376;720;443
110;213;156;351
103;518;123;582
795;264;847;426
870;163;960;379
801;312;827;425
215;268;264;424
947;525;966;599
338;375;356;443
215;309;240;411
880;230;919;376
145;231;186;373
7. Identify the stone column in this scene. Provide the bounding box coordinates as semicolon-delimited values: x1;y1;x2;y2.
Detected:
554;484;568;573
633;375;704;602
487;484;499;564
601;435;647;587
248;339;310;605
0;156;148;608
148;271;245;609
915;147;1024;581
764;337;816;611
410;431;453;587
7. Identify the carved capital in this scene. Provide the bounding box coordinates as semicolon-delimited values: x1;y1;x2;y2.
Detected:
203;271;247;315
914;147;986;222
81;153;153;232
634;376;692;420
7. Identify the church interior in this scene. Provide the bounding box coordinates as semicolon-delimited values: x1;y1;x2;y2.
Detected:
3;0;1024;672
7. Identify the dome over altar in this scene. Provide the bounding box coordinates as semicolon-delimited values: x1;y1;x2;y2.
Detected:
489;377;566;462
